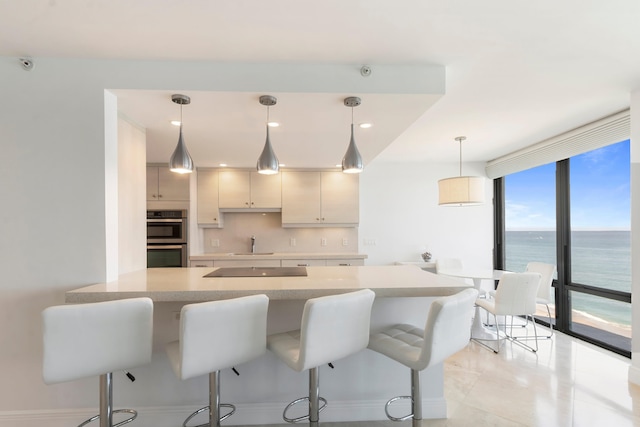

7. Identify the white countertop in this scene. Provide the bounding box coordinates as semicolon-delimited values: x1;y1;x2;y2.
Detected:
190;252;367;261
65;265;470;303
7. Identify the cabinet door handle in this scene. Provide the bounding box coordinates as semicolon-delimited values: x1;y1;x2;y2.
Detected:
245;202;249;206
297;263;309;267
158;194;163;198
339;263;350;266
251;202;254;206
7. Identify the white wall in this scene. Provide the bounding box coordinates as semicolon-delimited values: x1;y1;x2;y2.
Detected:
0;55;479;426
359;160;494;268
118;114;147;274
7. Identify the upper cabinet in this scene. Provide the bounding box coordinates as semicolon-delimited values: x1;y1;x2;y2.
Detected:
197;169;222;227
281;171;359;227
147;166;190;201
218;170;281;211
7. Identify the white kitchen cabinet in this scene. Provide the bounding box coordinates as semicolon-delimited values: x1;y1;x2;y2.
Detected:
214;259;281;268
326;259;365;266
190;260;214;267
147;166;190;201
218;170;281;210
196;169;222;227
281;171;359;226
281;259;327;267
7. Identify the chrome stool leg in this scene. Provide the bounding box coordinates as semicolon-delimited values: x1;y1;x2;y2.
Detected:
383;369;421;427
183;371;235;427
77;373;138;427
282;367;327;424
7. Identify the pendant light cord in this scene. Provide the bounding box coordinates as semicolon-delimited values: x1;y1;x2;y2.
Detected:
459;138;462;177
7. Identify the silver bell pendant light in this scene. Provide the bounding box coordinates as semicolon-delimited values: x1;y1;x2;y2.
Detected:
342;96;364;173
169;94;194;174
256;95;279;175
438;136;485;206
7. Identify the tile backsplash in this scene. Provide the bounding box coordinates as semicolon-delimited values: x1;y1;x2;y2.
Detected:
202;212;359;254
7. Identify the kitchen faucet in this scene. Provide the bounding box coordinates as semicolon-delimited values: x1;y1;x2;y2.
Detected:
251;235;256;254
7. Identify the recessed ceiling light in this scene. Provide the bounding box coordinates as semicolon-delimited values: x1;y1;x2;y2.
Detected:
359;123;372;129
171;120;181;126
267;122;280;127
219;163;227;167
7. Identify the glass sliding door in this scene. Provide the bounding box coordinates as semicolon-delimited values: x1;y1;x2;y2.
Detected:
504;163;557;326
568;140;631;350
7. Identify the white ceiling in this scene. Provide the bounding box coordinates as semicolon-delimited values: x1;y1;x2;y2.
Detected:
2;0;640;167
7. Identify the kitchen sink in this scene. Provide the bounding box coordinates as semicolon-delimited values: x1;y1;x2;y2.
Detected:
227;252;274;256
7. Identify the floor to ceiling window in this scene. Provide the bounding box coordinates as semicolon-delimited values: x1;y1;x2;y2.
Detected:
498;139;631;356
567;140;631;351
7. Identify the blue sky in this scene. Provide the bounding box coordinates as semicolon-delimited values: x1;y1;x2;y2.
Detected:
505;139;630;230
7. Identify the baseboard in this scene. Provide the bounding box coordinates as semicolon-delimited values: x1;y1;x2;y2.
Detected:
0;398;447;426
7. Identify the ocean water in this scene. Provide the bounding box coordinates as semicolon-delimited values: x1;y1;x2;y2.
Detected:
505;230;631;327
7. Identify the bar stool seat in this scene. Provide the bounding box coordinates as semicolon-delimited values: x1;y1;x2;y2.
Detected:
42;297;154;427
165;294;269;427
368;288;478;427
267;289;376;426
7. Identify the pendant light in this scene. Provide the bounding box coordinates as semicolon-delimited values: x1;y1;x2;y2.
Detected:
256;95;279;175
169;94;194;174
438;136;485;206
341;96;364;173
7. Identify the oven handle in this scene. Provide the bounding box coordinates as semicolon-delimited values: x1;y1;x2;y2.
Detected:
147;218;184;223
147;245;185;250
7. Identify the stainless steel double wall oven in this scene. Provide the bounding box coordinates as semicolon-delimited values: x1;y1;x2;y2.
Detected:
147;209;187;267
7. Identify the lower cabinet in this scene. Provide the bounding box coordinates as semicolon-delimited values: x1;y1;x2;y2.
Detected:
190;260;214;268
189;257;365;267
215;260;281;268
326;259;365;266
281;259;327;267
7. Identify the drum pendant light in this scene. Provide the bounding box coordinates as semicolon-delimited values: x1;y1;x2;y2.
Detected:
342;97;364;173
169;94;194;174
256;95;279;175
438;136;485;206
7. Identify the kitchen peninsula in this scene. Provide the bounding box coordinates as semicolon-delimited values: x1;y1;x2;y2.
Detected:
65;264;469;303
65;265;472;424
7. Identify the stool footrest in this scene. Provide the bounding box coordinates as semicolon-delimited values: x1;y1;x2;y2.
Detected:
78;409;137;427
183;403;236;427
384;396;414;422
283;396;327;423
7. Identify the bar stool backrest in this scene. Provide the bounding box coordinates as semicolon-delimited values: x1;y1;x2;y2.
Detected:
297;289;376;372
177;294;269;380
418;288;478;370
42;297;153;384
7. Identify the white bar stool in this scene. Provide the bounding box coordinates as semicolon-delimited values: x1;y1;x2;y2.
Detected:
42;297;154;427
267;289;376;427
368;288;478;427
165;294;269;427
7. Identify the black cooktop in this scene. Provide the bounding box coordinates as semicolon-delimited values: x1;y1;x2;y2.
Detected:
204;267;307;278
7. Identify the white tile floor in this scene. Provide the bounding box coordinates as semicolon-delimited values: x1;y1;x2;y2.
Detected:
240;327;640;426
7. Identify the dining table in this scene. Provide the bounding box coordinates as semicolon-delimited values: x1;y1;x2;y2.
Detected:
437;268;505;340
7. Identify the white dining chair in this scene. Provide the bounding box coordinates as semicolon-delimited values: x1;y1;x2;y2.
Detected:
435;258;463;273
475;272;542;353
525;262;557;339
